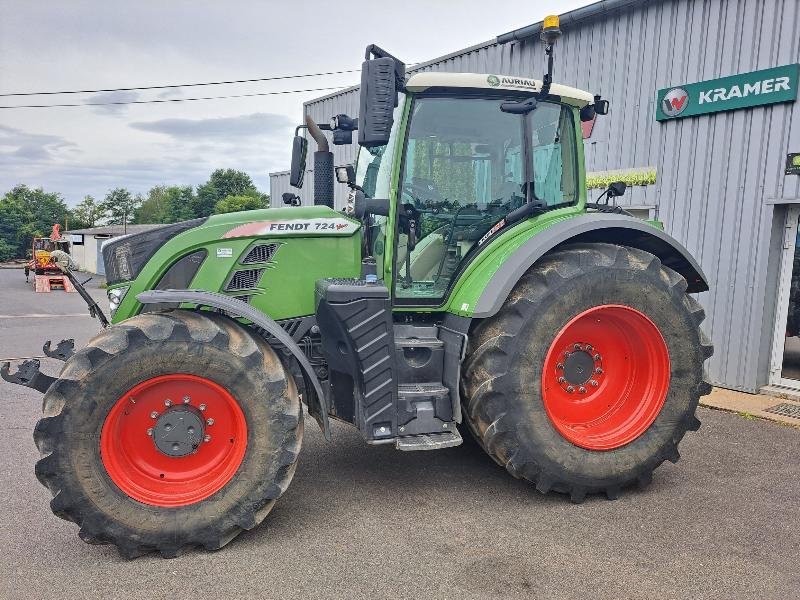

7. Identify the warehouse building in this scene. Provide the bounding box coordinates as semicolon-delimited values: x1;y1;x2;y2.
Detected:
270;0;800;394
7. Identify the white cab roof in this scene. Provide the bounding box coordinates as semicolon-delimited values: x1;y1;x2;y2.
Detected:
405;72;594;106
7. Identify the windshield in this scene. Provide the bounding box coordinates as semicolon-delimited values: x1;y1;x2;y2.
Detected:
395;95;579;303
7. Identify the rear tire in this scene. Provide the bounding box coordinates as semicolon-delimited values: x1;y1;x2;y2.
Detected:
462;243;712;501
34;310;303;557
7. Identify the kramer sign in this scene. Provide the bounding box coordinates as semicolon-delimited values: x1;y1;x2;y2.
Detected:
656;64;799;121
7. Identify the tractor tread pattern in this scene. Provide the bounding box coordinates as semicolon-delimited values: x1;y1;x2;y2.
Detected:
462;243;713;502
34;310;303;558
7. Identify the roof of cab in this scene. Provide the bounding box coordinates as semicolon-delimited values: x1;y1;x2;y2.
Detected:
404;72;594;106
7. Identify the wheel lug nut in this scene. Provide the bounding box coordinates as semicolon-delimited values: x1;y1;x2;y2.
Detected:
590;380;599;387
594;354;601;361
566;386;574;393
206;418;214;426
150;411;159;419
578;386;587;394
595;367;603;374
182;396;191;404
556;363;564;370
586;345;593;352
146;428;153;436
199;403;207;411
203;434;211;442
558;377;566;383
164;399;172;407
573;344;582;350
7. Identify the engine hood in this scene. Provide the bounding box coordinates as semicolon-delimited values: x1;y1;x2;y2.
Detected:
108;206;363;323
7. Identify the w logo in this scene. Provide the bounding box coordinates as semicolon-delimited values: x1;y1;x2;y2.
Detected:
662;87;689;117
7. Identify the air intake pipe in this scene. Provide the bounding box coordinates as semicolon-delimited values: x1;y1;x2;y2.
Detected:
305;114;334;209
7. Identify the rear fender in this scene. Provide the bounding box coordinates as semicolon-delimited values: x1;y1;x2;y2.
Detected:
472;213;708;319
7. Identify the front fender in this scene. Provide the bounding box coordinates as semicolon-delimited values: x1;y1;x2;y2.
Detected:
464;213;708;319
137;289;330;440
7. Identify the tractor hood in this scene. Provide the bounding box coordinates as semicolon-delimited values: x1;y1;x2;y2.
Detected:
107;206;362;323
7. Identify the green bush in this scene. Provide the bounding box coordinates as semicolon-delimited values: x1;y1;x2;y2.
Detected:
586;168;657;190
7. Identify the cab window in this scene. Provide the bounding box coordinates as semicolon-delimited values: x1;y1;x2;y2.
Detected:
395;95;579;303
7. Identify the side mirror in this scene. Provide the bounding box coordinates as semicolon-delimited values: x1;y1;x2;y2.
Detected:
607;181;627;198
335;165;356;185
289;135;308;188
358;45;404;148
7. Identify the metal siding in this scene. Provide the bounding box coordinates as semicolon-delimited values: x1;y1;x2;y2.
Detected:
297;0;800;391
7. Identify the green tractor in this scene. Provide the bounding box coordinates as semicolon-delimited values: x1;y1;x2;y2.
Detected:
5;17;712;557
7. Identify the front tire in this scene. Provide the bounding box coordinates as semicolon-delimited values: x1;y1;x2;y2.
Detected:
34;310;303;557
462;243;713;501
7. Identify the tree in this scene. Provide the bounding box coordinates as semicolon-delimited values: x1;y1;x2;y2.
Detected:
214;194;269;214
70;195;105;229
0;184;69;259
193;169;262;217
102;188;141;228
134;185;196;224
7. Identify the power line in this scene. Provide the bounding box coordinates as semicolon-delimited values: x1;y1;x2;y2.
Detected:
0;69;360;97
0;85;357;109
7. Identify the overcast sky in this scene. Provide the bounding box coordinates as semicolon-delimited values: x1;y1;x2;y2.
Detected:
0;0;593;206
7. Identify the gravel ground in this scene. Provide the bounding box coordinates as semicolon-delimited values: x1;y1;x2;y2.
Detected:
0;269;798;599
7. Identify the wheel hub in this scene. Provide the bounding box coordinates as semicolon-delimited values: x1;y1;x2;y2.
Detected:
152;407;205;457
562;349;595;386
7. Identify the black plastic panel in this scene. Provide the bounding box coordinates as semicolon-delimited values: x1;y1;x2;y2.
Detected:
102;218;206;285
315;278;397;441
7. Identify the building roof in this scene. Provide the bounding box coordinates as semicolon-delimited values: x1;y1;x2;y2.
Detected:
65;224;164;236
405;72;594;105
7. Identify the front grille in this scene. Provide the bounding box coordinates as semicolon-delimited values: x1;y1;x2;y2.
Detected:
242;243;279;264
225;269;264;291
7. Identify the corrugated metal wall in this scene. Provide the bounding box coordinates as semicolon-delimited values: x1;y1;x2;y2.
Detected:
272;0;800;391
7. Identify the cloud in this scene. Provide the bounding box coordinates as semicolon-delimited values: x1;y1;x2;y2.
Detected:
129;112;293;139
86;90;141;115
0;125;78;163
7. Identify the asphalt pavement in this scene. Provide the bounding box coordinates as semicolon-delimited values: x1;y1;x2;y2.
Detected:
0;268;798;599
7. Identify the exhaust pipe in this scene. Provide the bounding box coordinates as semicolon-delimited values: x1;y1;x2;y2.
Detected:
305;115;334;209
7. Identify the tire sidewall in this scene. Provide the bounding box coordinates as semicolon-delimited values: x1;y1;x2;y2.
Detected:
499;249;703;484
50;313;298;541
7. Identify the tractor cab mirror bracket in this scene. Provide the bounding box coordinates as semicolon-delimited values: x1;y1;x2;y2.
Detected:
330;114;358;146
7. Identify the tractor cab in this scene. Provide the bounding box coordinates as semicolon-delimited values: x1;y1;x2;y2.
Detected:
351;71;593;305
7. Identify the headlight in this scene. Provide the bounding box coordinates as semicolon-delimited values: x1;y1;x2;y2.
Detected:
107;286;130;317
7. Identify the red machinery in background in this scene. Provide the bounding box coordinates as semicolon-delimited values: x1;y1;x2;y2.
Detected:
25;224;75;292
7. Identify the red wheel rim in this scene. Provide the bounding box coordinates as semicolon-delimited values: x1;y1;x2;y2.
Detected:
542;305;670;450
100;374;247;507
